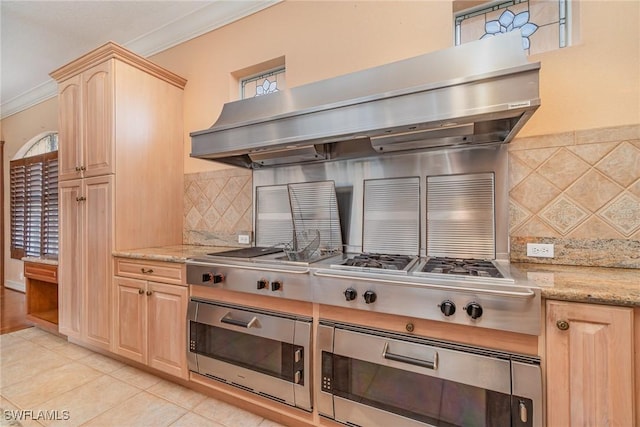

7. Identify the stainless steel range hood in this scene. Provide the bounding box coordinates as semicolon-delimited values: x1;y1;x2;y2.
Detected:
190;32;540;168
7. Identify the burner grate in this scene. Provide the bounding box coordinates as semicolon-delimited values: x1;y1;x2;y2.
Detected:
421;257;503;278
342;254;415;271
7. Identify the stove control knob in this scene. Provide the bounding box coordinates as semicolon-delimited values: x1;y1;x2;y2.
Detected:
257;279;268;290
363;290;377;304
203;273;224;284
440;300;456;317
465;302;483;320
271;281;282;291
344;288;357;301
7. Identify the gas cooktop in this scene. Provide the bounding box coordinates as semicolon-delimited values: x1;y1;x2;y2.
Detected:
330;253;418;275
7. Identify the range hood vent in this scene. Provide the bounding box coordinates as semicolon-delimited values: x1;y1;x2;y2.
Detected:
191;32;540;168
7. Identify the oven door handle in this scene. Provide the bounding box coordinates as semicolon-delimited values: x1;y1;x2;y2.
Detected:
220;314;258;329
313;270;536;298
382;342;438;370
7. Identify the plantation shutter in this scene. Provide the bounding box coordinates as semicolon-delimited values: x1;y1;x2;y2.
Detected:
9;151;59;259
10;161;26;258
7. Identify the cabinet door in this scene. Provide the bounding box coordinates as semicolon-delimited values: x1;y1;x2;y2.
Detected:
82;175;113;350
546;301;634;426
147;281;188;379
82;61;114;178
58;180;83;338
58;76;83;181
114;276;147;363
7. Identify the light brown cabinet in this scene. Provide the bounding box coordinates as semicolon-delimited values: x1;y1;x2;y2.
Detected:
546;300;635;426
57;60;113;181
24;262;59;333
58;175;112;349
114;258;188;379
51;42;186;349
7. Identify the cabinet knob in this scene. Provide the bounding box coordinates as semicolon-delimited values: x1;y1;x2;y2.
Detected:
556;320;570;330
141;268;154;274
146;290;153;296
138;288;144;295
75;166;86;172
75;196;86;202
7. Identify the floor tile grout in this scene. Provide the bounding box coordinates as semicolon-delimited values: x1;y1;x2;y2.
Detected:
1;328;280;427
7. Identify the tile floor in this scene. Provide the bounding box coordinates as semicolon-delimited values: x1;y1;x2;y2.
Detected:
0;327;285;427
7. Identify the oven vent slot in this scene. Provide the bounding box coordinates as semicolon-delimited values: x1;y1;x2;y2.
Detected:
258;392;287;404
427;172;495;259
363;177;420;256
231;382;254;393
204;373;228;384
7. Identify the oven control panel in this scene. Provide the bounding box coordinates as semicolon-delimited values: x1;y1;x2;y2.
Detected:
311;269;541;335
187;261;313;302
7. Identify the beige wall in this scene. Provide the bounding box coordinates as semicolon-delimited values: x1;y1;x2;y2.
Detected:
147;0;640;174
1;97;58;288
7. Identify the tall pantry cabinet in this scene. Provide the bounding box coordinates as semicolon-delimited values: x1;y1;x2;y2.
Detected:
51;43;186;349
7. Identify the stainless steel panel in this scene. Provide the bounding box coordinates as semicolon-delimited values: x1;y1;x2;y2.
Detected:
190;33;540;168
194;300;296;343
311;269;541;335
316;324;335;418
363;177;420;255
293;319;313;410
332;396;429;427
254;144;510;258
187;260;313;302
332;327;511;394
195;355;303;408
188;299;313;411
255;185;292;247
512;361;544;427
427;173;496;259
288;181;342;253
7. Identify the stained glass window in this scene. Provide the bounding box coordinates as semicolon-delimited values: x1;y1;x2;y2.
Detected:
241;67;286;99
455;0;569;55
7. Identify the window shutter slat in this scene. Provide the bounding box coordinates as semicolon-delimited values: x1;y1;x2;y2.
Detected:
10;148;59;259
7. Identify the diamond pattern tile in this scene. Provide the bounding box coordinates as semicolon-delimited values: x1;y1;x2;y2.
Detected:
565;170;622;212
595;142;640;187
539;195;589;235
509;200;531;232
510;172;561;213
537;148;590;190
598;193;640;236
567;141;618;165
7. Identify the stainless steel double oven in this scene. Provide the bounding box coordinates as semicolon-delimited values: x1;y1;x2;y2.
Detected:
187;298;312;411
317;322;542;427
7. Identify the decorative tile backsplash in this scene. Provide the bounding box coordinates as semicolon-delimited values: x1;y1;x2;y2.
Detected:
183;124;640;268
509;124;640;268
183;168;252;246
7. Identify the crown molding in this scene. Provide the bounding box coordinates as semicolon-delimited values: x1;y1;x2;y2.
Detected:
1;0;281;120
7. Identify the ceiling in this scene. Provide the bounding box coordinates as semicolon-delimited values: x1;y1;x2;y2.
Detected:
0;0;280;119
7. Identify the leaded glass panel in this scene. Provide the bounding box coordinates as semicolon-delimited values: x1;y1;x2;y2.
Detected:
241;67;286;99
455;0;569;55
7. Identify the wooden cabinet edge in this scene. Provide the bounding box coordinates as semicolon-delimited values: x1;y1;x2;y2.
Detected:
50;41;186;89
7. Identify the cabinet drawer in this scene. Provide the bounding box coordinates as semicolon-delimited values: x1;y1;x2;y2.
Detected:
24;262;58;284
114;258;185;285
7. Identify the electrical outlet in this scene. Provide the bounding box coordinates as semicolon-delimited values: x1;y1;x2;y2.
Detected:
238;233;251;244
526;243;554;258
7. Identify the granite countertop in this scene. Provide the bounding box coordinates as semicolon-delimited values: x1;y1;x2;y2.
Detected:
112;244;236;263
112;245;639;307
514;262;640;307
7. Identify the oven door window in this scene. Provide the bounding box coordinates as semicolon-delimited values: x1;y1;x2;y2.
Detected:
191;321;301;383
329;353;512;427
